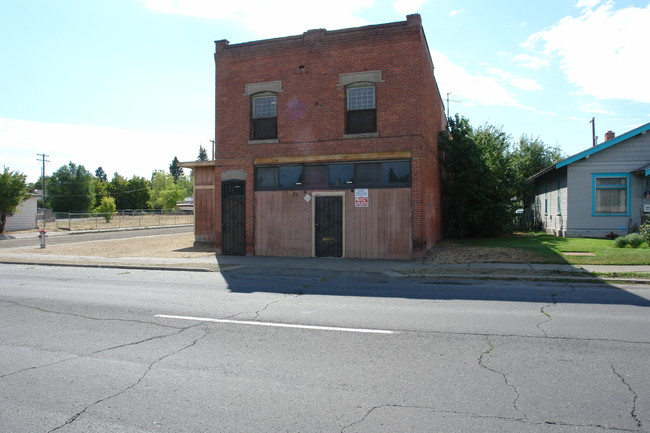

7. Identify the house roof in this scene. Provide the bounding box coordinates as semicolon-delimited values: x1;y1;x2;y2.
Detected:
528;121;650;182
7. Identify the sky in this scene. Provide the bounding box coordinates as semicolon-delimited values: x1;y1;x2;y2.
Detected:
1;0;649;183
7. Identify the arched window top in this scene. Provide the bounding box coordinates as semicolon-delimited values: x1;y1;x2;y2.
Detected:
338;70;382;87
244;80;283;96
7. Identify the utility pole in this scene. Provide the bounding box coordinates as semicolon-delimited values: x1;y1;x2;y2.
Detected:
36;153;49;228
446;92;461;120
590;117;596;147
210;139;215;160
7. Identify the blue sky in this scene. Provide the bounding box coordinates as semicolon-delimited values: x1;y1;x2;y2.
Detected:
2;0;649;183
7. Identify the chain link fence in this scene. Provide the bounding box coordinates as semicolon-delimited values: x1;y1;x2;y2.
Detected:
44;210;193;232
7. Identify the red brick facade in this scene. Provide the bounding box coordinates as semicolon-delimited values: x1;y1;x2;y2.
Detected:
183;14;446;259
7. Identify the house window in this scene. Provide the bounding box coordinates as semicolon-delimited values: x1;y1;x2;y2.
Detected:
251;93;277;140
346;84;376;134
593;174;630;216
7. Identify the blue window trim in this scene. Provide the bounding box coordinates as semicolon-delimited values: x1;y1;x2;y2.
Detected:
591;173;631;217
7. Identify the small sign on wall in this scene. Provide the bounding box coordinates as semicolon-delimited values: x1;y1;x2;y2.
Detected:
644;203;650;212
355;189;369;207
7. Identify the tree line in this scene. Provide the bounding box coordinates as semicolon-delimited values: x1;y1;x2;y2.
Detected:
439;114;564;238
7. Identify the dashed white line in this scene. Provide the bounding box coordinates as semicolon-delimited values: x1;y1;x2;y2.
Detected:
155;314;396;334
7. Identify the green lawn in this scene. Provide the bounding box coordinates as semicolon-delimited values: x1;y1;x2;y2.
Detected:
461;233;650;265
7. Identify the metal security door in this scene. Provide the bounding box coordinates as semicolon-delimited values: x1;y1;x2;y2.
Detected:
221;180;245;255
315;196;342;257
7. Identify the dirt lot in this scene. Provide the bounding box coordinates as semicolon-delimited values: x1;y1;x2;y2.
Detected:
32;232;214;259
29;233;530;263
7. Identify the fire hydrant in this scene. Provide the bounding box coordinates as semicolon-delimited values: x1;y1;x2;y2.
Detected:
39;230;47;248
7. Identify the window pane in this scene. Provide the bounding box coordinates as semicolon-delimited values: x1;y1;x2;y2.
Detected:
355;163;381;185
304;165;328;188
329;164;354;186
255;167;277;188
253;96;277;119
278;166;303;187
347;87;375;110
596;188;626;213
252;117;277;140
382;161;410;184
596;177;626;186
346;109;376;134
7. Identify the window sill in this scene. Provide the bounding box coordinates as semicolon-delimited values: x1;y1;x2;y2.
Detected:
249;139;278;144
343;132;379;139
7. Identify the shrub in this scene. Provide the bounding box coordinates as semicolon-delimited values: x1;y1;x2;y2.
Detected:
613;236;628;248
94;197;117;223
625;233;644;248
641;221;650;245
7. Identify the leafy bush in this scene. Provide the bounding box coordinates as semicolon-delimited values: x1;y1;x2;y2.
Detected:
613;236;628;248
625;233;644;248
641;221;650;245
94;197;117;223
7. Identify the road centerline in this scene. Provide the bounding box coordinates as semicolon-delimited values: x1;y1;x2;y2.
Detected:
155;314;396;334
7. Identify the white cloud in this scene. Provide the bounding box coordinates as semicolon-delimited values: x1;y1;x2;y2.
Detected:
143;0;374;39
430;51;519;107
579;102;611;114
393;0;429;15
449;8;465;17
0;118;204;183
520;1;650;103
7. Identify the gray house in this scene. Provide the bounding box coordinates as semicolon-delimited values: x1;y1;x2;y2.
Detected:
529;121;650;238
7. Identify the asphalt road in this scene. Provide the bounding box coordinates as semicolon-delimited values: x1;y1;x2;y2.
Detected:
0;225;193;249
1;263;649;432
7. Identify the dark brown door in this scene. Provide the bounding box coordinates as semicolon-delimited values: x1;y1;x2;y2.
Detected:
315;196;342;257
221;180;245;255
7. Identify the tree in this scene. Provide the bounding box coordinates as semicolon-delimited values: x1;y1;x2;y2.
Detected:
47;162;95;213
94;196;117;222
108;173;129;210
123;176;151;210
169;156;183;182
151;171;184;210
197;145;209;161
95;166;108;182
0;168;30;233
511;135;564;210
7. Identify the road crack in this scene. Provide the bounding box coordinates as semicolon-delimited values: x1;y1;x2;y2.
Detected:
611;364;643;430
340;403;641;432
478;337;527;420
47;324;210;433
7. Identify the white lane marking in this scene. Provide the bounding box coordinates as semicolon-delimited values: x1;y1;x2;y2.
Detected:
155;314;395;334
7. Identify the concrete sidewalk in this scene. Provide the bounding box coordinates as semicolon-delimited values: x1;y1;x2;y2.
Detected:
2;228;650;283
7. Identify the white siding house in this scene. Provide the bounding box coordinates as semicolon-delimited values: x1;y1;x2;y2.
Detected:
530;122;650;238
5;193;38;232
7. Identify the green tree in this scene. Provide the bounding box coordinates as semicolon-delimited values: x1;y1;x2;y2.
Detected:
472;123;517;234
108;173;129;210
94;196;117;222
151;170;185;210
169;156;183;182
123;176;152;210
439;115;490;238
47;162;95;212
511;135;564;210
95;166;108;182
197;145;209;161
0;168;31;233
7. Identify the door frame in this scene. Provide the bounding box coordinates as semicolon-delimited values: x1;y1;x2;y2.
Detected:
221;180;246;255
312;192;345;258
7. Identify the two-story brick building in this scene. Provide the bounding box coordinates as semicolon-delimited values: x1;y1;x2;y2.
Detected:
182;14;446;259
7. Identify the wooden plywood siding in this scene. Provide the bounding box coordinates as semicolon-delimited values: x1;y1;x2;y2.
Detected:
255;191;312;256
193;167;215;242
344;188;411;259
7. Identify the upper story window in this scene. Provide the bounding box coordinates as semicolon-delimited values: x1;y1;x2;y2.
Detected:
346;84;376;134
593;173;631;216
251;93;277;140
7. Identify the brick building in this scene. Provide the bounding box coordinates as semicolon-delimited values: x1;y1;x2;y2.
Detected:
181;14;446;259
